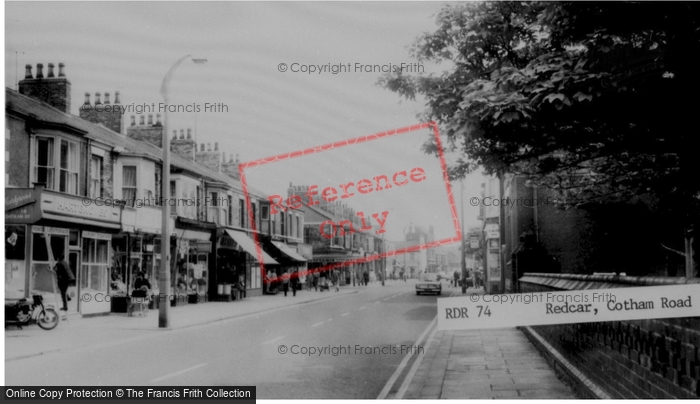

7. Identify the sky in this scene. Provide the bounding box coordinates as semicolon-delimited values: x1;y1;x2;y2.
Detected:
4;1;486;243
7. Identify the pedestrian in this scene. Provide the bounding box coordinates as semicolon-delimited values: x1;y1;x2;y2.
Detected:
363;270;369;286
313;269;319;291
237;275;246;300
331;270;339;292
453;270;459;288
305;270;313;291
290;270;299;297
282;269;290;297
53;254;75;311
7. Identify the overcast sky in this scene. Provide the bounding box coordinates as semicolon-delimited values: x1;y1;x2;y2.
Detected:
5;1;486;243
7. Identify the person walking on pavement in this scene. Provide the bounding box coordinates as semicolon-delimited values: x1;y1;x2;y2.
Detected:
305;270;313;291
290;270;299;297
281;269;290;296
313;269;319;291
363;270;369;286
331;270;339;292
453;270;460;287
54;255;75;311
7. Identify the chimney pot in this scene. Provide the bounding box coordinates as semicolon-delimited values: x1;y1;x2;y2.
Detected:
172;132;177;140
83;92;90;105
24;64;33;79
114;91;121;104
155;113;161;125
58;63;65;77
131;115;136;126
95;92;102;104
147;114;153;125
187;129;192;139
104;92;111;104
47;63;55;78
36;63;44;79
215;142;219;151
139;115;145;125
235;154;240;162
208;143;212;151
222;152;227;162
229;155;234;163
180;129;185;139
200;143;205;152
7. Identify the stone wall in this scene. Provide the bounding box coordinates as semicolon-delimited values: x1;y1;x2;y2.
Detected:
519;273;700;398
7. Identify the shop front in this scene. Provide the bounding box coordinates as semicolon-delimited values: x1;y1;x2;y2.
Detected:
218;228;279;298
5;186;122;316
173;225;214;304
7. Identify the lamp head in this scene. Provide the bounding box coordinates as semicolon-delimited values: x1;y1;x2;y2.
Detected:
192;58;208;64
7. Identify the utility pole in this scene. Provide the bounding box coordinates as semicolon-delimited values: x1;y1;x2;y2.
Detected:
461;180;467;294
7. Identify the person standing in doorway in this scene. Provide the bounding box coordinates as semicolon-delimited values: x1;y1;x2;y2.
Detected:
54;255;75;311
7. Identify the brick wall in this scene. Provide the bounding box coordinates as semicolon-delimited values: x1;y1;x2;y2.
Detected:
126;115;164;148
78;92;123;134
520;273;700;398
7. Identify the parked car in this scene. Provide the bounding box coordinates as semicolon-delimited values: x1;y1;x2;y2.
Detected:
416;272;441;295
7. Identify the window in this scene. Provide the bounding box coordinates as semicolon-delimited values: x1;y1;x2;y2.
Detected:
296;216;301;239
228;196;233;225
280;212;285;237
34;137;55;190
208;192;220;224
239;199;246;228
261;205;270;220
81;236;109;293
251;203;257;230
122;166;137;207
90;156;102;198
59;140;79;194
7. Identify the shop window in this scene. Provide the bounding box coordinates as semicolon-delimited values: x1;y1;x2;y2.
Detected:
5;225;26;298
69;229;80;247
59;140;79;194
122;166;137;207
34;137;55;190
90;155;102;199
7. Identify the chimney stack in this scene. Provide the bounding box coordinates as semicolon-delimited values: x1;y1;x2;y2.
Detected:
18;62;72;113
80;89;123;134
170;127;197;161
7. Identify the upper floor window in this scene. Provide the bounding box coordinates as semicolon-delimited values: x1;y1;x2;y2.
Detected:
90;155;102;199
59;140;79;194
228;195;233;226
296;216;301;239
33;136;79;195
239;198;246;228
122;166;137;207
34;137;55;190
280;212;285;237
207;191;228;226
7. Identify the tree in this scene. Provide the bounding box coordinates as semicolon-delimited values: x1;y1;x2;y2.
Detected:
379;1;700;231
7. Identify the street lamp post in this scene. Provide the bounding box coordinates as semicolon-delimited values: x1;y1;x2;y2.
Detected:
158;55;206;328
461;180;467;294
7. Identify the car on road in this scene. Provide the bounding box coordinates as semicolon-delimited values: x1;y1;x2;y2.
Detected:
416;272;441;295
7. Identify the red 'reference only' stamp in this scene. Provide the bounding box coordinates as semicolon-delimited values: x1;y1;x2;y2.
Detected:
239;122;461;283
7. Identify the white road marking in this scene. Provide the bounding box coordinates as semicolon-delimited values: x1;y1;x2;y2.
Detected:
311;321;325;327
341;312;350;317
150;363;207;383
359;306;367;310
377;318;437;399
262;336;285;345
396;325;439;399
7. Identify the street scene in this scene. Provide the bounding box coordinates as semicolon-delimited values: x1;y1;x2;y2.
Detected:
4;1;700;401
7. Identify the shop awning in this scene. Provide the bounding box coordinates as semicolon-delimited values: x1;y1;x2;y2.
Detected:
42;213;121;230
272;241;308;262
224;229;279;265
176;229;212;241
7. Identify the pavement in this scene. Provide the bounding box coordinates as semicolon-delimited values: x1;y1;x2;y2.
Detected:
5;284;363;362
400;286;579;399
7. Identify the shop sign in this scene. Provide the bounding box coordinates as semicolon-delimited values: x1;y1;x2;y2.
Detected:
485;224;499;239
5;189;37;211
470;236;480;249
43;193;120;224
32;226;70;235
217;235;237;249
6;206;38;223
196;241;212;253
82;231;112;240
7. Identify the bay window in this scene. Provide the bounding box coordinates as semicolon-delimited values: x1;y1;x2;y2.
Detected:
33;137;55;190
